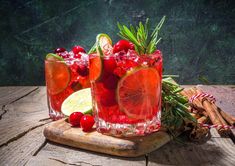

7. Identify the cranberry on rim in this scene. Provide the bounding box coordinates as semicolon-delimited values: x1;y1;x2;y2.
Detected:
54;47;66;54
72;45;86;54
113;40;135;53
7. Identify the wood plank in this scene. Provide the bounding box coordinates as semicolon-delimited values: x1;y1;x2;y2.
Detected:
148;137;235;166
0;87;50;146
26;142;146;166
196;85;235;116
0;126;47;165
0;86;38;118
0;86;38;106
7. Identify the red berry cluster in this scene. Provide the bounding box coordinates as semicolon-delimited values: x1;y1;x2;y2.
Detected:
69;112;95;132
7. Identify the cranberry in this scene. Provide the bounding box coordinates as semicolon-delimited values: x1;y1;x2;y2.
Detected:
72;45;86;54
80;115;95;132
69;112;84;127
54;47;66;53
99;89;117;106
103;74;119;89
58;51;70;59
104;56;117;73
77;64;89;76
113;40;135;53
113;66;126;77
74;53;82;59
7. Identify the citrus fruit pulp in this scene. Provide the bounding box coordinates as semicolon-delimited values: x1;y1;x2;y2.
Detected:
45;54;70;95
117;67;161;120
89;54;102;81
61;88;92;116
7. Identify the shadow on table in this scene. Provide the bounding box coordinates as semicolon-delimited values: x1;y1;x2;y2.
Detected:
148;138;232;166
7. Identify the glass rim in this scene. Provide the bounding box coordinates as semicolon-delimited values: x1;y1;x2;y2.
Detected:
89;50;162;59
45;57;88;64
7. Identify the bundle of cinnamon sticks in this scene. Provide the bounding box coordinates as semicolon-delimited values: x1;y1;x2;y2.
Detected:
181;87;235;138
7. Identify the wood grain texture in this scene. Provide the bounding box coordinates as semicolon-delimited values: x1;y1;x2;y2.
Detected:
0;87;50;165
0;126;46;165
43;118;173;157
0;87;49;146
26;142;146;166
0;86;38;106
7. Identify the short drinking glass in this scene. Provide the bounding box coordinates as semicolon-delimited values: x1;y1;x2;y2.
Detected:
89;50;162;137
45;56;90;120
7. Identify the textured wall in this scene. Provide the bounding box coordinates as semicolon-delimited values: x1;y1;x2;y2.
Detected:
0;0;234;85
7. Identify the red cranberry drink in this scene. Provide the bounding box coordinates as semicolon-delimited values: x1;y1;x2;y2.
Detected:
89;33;163;137
45;46;90;120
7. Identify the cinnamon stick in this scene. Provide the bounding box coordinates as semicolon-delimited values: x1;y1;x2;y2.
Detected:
211;104;235;126
181;89;205;111
193;88;232;137
190;113;201;119
197;116;208;124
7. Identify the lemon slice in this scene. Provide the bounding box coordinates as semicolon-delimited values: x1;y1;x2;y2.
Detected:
61;88;92;116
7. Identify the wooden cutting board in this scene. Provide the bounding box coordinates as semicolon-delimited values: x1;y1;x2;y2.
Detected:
43;118;174;157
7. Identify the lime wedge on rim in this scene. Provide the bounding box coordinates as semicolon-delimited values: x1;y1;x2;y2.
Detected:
46;53;64;61
89;34;112;81
61;88;92;116
96;33;112;56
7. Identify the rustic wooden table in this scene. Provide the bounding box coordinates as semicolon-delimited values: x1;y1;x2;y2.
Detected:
0;86;234;166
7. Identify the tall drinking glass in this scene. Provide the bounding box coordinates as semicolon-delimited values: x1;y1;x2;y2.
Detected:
45;55;90;120
89;50;162;137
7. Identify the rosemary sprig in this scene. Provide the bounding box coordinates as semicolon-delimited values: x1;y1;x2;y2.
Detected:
117;16;166;54
162;77;196;131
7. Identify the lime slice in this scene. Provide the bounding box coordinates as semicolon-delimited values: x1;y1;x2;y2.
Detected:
117;67;161;120
45;53;70;95
61;88;92;116
46;53;64;61
89;54;103;81
96;33;113;56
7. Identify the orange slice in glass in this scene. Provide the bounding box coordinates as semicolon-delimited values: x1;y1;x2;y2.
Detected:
117;67;161;120
45;53;70;95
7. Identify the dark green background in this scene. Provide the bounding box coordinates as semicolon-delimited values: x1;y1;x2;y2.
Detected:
1;0;235;85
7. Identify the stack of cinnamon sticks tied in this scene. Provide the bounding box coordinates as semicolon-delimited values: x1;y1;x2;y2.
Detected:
181;87;235;138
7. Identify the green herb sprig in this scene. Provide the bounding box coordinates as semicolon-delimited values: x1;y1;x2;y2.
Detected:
117;16;166;54
162;77;196;131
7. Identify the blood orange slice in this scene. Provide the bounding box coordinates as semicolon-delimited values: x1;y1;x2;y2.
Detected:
117;67;161;120
45;54;70;95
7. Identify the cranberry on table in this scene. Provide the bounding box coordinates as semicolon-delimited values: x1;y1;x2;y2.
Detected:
69;112;84;127
54;47;66;54
80;115;95;132
72;45;86;54
113;40;135;53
